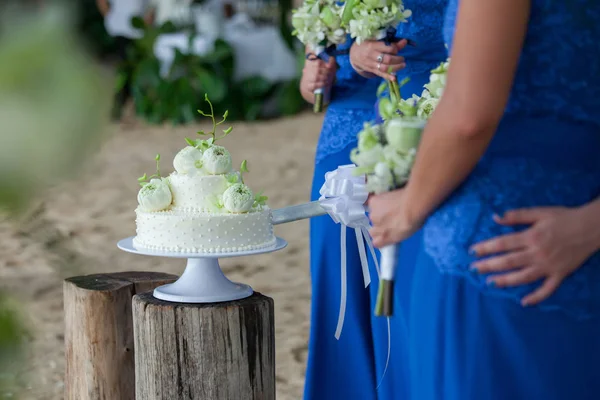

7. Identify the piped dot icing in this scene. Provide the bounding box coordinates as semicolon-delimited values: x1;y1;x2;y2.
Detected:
134;207;275;253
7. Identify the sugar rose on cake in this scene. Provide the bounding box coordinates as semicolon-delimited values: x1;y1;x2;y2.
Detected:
173;146;204;175
132;94;277;253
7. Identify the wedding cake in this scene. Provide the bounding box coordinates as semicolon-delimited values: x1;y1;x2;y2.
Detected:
133;97;276;253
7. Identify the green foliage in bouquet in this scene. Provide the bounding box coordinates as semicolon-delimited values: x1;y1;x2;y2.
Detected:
116;18;305;124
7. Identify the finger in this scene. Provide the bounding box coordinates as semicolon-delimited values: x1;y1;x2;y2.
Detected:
326;57;336;68
384;62;406;74
471;251;531;273
521;276;561;306
470;232;526;256
494;208;560;226
487;267;543;288
310;81;329;91
370;42;400;54
377;54;405;66
366;61;398;80
369;227;389;248
395;39;408;51
387;54;406;65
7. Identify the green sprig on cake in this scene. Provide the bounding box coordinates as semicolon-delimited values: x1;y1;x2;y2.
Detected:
136;94;268;215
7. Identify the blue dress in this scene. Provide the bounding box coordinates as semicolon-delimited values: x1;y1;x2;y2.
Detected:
305;2;448;398
410;1;600;399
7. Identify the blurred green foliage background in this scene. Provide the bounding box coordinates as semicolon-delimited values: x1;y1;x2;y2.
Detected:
76;0;305;124
0;2;112;396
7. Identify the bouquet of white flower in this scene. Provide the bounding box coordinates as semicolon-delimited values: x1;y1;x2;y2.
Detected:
353;61;449;316
292;0;347;112
341;0;412;45
351;99;423;316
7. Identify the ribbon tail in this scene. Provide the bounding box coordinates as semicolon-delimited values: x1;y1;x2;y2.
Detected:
334;225;347;340
362;226;381;277
376;317;392;390
355;227;371;288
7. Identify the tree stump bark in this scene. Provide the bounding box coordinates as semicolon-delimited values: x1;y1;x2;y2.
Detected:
133;292;275;400
64;271;178;400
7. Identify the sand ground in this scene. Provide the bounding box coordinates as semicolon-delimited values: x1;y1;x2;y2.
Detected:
0;111;324;399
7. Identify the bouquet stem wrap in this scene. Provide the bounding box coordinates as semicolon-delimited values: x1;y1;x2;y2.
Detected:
374;244;397;316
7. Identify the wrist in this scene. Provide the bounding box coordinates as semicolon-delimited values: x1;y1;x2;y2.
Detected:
578;202;600;253
402;185;428;228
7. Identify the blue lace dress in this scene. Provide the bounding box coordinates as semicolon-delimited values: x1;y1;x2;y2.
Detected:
305;2;448;398
409;1;600;399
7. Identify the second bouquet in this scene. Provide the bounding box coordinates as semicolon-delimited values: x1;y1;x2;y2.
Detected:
292;0;347;112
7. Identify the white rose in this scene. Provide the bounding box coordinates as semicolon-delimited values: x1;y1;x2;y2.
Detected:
351;143;384;168
383;146;412;182
173;146;204;174
137;178;172;212
202;145;232;175
417;97;440;119
222;183;254;213
385;118;424;153
368;163;393;194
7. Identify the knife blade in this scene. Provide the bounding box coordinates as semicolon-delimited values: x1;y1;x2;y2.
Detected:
271;201;328;225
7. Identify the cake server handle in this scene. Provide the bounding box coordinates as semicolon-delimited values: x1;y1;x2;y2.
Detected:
272;201;328;225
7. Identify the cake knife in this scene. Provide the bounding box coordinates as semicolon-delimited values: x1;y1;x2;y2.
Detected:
271;201;328;225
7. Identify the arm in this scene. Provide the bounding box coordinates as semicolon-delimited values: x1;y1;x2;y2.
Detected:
403;0;531;225
96;0;110;16
580;198;600;252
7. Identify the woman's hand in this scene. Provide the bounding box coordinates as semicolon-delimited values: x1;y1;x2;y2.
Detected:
368;189;424;248
349;39;407;80
470;207;600;306
299;56;336;104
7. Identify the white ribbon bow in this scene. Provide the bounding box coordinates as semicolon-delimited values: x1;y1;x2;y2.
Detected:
318;164;392;389
319;164;380;340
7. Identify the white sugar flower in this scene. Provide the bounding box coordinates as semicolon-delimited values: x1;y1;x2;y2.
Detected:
202;145;232;175
137;178;172;212
222;183;255;213
385;118;424;153
173;146;204;174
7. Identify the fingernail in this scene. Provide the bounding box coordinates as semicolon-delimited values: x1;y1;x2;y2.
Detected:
468;247;477;257
399;63;406;69
493;213;502;221
469;264;478;272
487;280;496;288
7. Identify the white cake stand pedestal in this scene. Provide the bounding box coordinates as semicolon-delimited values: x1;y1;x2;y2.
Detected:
117;236;287;303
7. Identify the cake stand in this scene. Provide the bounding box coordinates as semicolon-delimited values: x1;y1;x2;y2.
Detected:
117;237;287;303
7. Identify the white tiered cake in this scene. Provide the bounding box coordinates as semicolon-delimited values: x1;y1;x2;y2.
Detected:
133;99;276;253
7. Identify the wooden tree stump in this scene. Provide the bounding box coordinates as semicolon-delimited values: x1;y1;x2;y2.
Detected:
64;271;178;400
133;292;275;400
